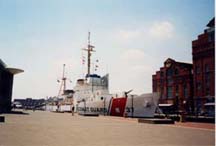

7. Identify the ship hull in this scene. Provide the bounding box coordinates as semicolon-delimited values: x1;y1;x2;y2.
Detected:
77;97;112;115
124;93;159;118
77;93;159;118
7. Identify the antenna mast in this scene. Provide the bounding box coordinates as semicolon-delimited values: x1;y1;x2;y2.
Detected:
82;32;95;76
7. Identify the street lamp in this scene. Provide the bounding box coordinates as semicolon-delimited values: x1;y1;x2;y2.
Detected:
101;96;106;116
103;97;106;116
175;92;179;117
82;99;86;114
131;95;134;118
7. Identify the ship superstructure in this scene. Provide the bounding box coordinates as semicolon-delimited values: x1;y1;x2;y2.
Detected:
73;32;112;112
73;74;110;102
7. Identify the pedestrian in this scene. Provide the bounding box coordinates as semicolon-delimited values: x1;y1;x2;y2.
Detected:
71;105;74;116
57;103;60;112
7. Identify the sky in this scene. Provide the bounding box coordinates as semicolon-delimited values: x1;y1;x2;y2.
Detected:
0;0;214;99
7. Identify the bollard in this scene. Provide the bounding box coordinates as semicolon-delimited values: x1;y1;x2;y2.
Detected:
180;114;186;122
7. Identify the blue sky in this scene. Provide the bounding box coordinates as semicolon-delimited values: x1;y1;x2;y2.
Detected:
0;0;214;99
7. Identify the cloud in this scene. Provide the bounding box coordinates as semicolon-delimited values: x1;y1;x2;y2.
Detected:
110;49;157;94
118;49;156;74
121;49;144;63
116;30;142;40
149;21;174;39
111;20;175;48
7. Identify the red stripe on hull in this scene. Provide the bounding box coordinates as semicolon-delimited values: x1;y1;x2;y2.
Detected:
110;97;127;117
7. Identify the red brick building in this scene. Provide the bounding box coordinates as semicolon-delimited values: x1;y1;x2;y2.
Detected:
152;58;193;114
192;18;215;116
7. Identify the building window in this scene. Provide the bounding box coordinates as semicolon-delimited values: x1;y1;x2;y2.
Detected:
205;73;210;87
175;85;179;96
160;72;164;77
167;87;173;99
167;78;173;85
206;88;210;96
196;82;201;91
205;64;210;73
175;85;179;91
205;64;210;87
160;87;164;98
208;31;215;42
175;69;179;75
183;84;188;98
166;68;173;77
160;79;163;85
195;66;200;74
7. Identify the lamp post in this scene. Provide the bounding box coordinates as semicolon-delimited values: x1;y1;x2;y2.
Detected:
175;92;179;117
131;95;134;118
82;99;86;114
103;97;106;116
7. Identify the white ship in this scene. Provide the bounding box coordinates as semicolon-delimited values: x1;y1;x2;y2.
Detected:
73;74;110;104
46;64;74;112
73;32;160;117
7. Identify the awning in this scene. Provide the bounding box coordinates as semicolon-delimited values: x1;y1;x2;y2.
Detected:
204;103;215;106
159;104;173;107
6;68;24;74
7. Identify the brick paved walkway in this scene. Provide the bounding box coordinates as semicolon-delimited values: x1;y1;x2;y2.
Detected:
101;116;215;130
175;122;215;130
0;111;214;146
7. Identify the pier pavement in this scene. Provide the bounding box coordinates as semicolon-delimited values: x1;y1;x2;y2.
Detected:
0;110;215;146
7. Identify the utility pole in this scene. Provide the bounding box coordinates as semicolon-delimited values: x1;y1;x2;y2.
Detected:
131;95;134;118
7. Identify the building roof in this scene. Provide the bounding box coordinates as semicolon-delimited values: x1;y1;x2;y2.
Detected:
206;17;215;27
165;58;192;67
0;59;24;75
0;59;6;68
6;68;24;74
153;58;192;77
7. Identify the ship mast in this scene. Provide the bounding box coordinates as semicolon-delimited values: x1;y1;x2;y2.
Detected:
82;32;95;76
58;64;67;96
